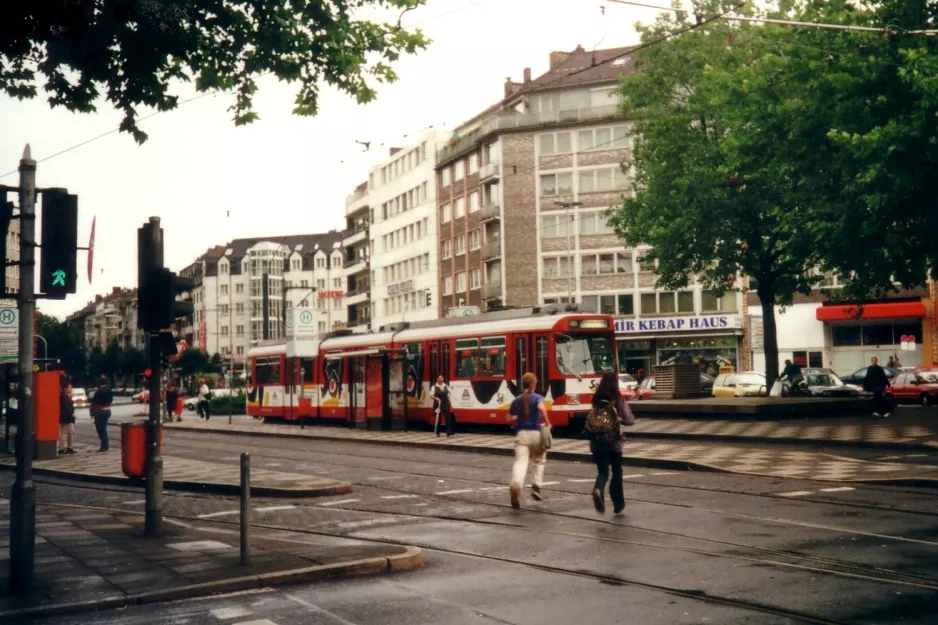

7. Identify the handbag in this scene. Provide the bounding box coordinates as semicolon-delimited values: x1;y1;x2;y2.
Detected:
539;424;552;451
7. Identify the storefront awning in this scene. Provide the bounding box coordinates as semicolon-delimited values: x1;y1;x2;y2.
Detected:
815;301;926;322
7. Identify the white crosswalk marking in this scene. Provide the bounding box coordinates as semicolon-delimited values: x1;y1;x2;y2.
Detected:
210;607;253;620
567;478;595;483
777;491;813;497
235;620;279;625
319;498;360;507
622;474;644;479
121;499;146;505
650;472;677;476
197;510;239;519
380;494;419;500
819;487;856;493
435;489;474;495
254;505;296;513
538;481;561;486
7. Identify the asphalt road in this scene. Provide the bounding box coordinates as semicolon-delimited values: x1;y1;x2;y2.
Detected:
7;422;938;624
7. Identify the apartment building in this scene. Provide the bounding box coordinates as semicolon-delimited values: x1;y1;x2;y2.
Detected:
179;232;346;360
67;287;144;352
436;45;747;376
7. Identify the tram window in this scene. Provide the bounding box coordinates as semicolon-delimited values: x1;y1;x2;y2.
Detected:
301;358;315;383
267;358;281;384
536;337;549;395
429;344;438;382
255;358;279;385
480;336;507;378
442;343;451;383
455;338;479;379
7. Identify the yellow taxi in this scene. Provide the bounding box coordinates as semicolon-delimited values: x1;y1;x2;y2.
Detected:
712;371;768;398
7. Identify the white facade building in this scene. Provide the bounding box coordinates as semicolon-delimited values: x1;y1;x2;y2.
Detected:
341;129;446;332
180;232;346;362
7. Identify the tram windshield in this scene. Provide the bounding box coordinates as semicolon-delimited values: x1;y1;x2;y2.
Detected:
555;333;616;376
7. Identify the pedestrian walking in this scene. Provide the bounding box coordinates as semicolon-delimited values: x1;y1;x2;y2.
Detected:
165;383;181;423
863;356;892;418
89;376;114;452
584;372;635;514
58;382;76;454
431;375;455;437
198;378;212;420
507;372;551;509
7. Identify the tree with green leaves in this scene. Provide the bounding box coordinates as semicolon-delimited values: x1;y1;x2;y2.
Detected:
120;347;147;386
608;0;938;382
37;312;86;381
103;339;123;384
175;348;210;377
87;344;106;382
2;1;430;142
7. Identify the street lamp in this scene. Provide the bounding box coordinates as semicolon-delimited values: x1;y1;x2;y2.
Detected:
35;335;47;360
555;201;582;304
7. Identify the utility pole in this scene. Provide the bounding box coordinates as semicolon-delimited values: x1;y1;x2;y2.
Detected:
555;201;582;304
9;144;36;595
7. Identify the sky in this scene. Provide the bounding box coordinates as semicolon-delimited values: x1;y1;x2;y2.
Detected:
0;0;658;320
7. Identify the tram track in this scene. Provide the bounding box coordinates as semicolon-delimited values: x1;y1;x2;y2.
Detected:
34;497;931;625
167;428;938;518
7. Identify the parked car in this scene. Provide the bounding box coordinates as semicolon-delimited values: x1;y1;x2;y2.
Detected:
70;388;89;409
712;372;768;398
799;368;858;398
634;376;656;400
887;369;938;406
839;366;899;387
618;373;638;391
699;373;715;395
135;390;165;403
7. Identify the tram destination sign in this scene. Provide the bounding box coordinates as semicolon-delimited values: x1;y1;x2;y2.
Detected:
615;314;741;334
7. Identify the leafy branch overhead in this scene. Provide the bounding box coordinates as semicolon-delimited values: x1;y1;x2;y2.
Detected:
0;0;430;142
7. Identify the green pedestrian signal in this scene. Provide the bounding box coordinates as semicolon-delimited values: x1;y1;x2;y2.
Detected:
51;269;66;287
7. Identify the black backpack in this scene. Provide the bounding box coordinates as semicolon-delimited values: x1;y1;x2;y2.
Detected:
584;400;621;444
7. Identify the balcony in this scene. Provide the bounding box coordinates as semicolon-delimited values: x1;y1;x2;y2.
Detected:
482;240;502;261
342;256;368;273
438;104;622;164
347;318;371;330
479;161;500;182
341;222;368;246
345;183;369;214
480;201;500;222
483;281;502;300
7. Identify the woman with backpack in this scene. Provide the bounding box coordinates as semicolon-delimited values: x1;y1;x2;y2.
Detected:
586;371;635;514
507;372;551;509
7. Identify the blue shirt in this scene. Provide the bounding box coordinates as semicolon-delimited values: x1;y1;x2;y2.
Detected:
509;393;545;431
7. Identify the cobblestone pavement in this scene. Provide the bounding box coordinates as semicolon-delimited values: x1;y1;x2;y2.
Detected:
166;420;938;484
0;499;421;620
0;442;352;497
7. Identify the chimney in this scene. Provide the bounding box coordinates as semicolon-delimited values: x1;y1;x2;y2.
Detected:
523;67;531;83
504;77;522;98
549;50;572;69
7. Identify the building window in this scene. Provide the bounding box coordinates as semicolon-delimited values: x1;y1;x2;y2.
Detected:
469;230;481;251
538;131;573;156
470;268;481;289
540;172;573;196
454;196;466;219
543;256;571;278
318;321;326;332
701;290;738;312
236;346;244;355
469;191;479;213
220;284;228;295
455;235;465;256
468;152;479;174
618;294;634;315
443;276;453;296
221;326;229;336
640;293;657;314
579;212;615;235
454;160;465;181
441;167;451;187
541;214;574;238
638;255;656;273
292;260;301;270
456;272;467;292
578;167;628;193
317;258;325;268
580;253;630;275
333;278;341;288
578;125;630;151
677;291;695;313
441;240;452;260
441;203;451;223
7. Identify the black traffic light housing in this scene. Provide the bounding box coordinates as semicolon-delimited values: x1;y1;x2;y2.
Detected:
426;291;432;308
138;268;195;332
0;188;12;293
39;188;78;299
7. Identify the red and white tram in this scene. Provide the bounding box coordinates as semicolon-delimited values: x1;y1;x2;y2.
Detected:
246;306;617;430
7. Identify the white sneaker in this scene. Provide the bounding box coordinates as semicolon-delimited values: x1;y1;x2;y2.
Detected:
884;412;892;418
872;412;881;418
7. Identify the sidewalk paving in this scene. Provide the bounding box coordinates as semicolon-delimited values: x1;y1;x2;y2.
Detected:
0;499;422;621
165;420;938;485
0;443;352;498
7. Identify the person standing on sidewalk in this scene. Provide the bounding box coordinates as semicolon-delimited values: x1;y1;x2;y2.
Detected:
585;372;635;514
165;383;180;423
198;379;212;420
431;375;455;437
507;372;551;509
864;357;892;418
58;382;76;455
90;376;114;452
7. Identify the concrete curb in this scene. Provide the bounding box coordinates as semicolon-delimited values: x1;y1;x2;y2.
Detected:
623;431;938;452
0;463;353;499
0;546;423;621
161;423;938;486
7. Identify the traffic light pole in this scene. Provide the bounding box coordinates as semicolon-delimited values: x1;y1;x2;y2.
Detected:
9;145;37;595
139;217;164;537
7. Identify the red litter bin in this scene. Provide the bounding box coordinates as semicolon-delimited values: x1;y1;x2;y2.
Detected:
121;421;163;479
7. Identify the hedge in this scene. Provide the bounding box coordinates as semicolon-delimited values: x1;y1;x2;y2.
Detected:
209;394;246;415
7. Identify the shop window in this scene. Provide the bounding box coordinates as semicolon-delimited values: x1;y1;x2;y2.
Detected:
480;337;507;377
455;338;479;378
832;326;861;346
792;351;823;367
862;324;893;347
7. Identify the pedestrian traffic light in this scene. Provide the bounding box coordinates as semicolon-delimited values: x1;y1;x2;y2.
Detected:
138;268;196;332
39;188;78;299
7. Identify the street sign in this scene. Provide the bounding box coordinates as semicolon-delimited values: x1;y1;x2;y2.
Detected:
287;309;317;338
0;304;18;337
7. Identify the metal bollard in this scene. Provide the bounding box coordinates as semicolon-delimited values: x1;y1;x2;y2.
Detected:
240;452;250;565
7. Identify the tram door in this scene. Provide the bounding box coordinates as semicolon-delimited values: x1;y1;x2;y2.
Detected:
515;336;529;394
350;357;367;427
533;333;550;396
365;355;385;429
